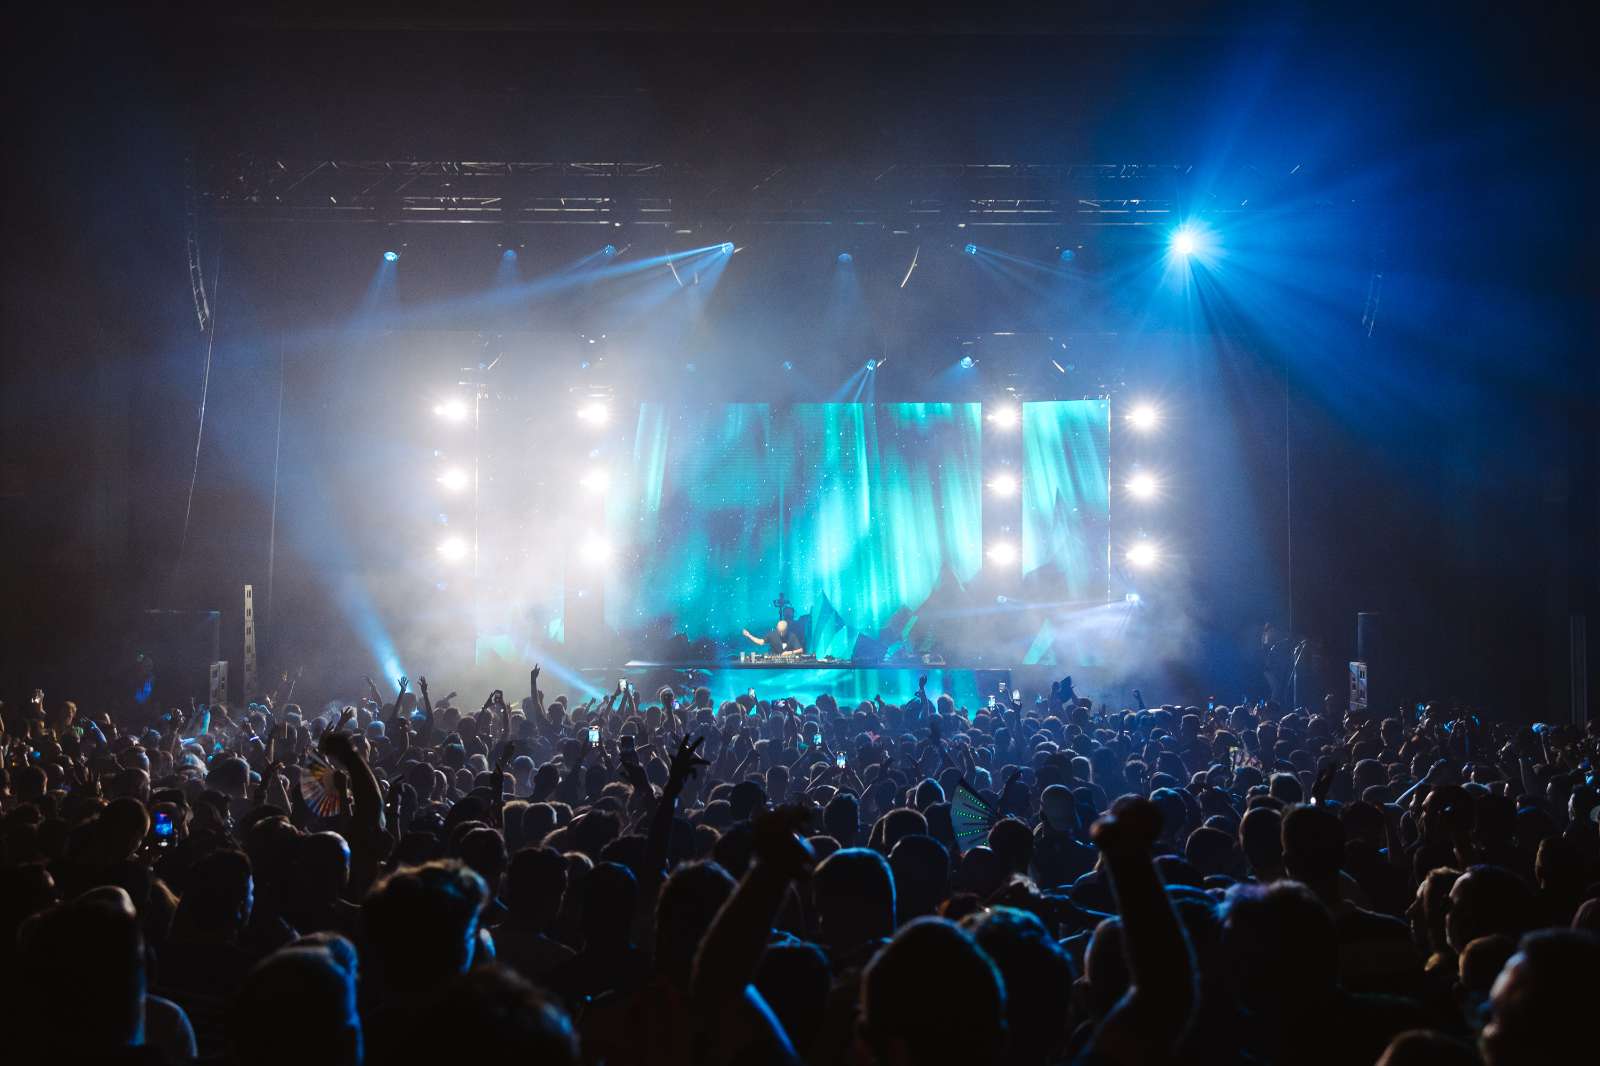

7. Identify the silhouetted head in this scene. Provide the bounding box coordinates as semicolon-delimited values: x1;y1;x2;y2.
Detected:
861;917;1005;1066
229;945;362;1066
813;847;895;954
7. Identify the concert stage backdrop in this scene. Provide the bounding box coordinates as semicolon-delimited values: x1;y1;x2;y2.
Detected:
591;400;1109;664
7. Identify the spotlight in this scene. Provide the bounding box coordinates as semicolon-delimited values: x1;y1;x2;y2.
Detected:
837;252;853;264
579;537;613;565
502;247;517;258
437;467;470;492
602;244;618;257
433;398;470;423
1125;403;1160;432
1125;592;1142;605
1170;226;1201;257
865;359;877;372
579;468;610;494
1126;472;1158;499
576;402;610;427
986;541;1018;566
987;406;1020;430
964;243;978;255
782;360;795;372
437;536;469;563
383;250;399;263
959;356;976;370
989;472;1018;497
1059;248;1076;262
1125;541;1159;569
720;242;735;254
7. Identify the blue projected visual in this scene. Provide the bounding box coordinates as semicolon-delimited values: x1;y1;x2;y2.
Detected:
589;401;1110;663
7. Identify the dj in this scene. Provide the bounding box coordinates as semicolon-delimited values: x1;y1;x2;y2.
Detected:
741;615;805;655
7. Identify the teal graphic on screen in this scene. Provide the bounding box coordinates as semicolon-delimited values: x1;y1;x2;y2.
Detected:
600;400;1109;663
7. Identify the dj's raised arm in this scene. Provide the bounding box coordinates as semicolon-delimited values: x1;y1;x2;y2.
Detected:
741;614;804;654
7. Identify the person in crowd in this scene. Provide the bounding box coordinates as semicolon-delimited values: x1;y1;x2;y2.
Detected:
4;660;1599;1065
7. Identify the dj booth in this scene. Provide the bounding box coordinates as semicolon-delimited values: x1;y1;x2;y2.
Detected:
590;659;1015;712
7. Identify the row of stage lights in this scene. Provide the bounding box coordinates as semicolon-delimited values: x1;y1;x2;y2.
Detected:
978;401;1164;572
382;224;1207;274
430;396;616;567
427;393;1166;572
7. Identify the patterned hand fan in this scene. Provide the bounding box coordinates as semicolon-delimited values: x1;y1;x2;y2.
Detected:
300;753;346;818
952;777;1000;848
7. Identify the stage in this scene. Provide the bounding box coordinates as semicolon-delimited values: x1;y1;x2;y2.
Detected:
589;660;1013;711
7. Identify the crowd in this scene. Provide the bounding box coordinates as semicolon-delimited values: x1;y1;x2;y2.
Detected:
2;667;1597;1065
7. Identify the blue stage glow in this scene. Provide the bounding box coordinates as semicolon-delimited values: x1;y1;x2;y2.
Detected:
382;250;399;262
837;252;853;264
782;360;795;371
1059;248;1075;262
963;243;978;255
959;355;976;369
603;244;617;257
865;359;877;371
502;247;516;258
720;242;735;254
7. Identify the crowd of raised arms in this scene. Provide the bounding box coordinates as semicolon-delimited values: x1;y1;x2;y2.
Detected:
2;668;1598;1066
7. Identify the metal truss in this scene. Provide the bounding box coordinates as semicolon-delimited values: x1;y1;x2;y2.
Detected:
199;156;1336;228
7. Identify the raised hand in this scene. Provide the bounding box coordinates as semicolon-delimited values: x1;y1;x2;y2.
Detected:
320;729;358;768
751;806;817;880
1091;795;1164;855
396;675;409;696
668;734;711;786
1311;759;1340;804
618;758;650;794
417;675;429;695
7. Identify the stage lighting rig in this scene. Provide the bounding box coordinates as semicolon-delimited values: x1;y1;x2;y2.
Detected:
1127;472;1158;499
1125;403;1160;432
1125;541;1159;568
986;542;1018;566
987;406;1020;430
434;398;470;423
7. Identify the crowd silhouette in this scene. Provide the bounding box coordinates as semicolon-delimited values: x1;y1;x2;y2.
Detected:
2;670;1596;1064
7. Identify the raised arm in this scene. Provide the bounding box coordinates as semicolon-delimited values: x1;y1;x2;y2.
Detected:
1085;796;1198;1065
692;807;814;1012
321;731;387;898
643;736;708;884
416;675;436;748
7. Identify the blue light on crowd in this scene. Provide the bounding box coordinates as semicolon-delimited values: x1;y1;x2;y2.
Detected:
383;250;399;262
